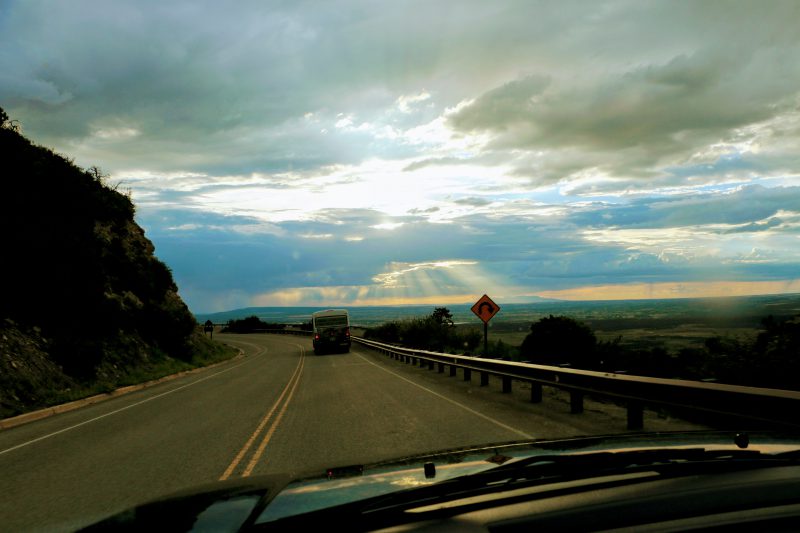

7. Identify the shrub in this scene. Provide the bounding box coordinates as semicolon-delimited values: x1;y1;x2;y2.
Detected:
520;315;598;367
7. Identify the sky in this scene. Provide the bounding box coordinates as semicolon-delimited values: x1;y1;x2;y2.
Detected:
2;0;800;313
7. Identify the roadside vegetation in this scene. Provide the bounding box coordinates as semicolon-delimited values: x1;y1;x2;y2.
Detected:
3;330;236;417
222;316;289;333
365;307;483;354
517;314;800;391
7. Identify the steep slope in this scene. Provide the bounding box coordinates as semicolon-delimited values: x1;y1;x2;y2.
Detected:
0;107;222;417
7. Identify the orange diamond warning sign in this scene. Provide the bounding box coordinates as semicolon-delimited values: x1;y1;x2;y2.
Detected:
471;294;500;324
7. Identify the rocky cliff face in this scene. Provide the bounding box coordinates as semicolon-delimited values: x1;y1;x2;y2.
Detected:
0;107;200;417
0;320;77;416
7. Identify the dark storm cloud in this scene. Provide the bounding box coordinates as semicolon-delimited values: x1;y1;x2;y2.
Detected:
448;2;800;183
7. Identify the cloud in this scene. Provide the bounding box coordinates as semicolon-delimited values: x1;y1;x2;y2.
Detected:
723;218;784;234
5;1;800;311
446;5;800;186
402;157;468;172
407;206;440;214
447;75;551;132
571;185;800;230
396;91;431;113
454;197;492;207
372;260;478;288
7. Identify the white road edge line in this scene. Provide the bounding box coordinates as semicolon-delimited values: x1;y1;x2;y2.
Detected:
0;354;261;457
354;351;534;440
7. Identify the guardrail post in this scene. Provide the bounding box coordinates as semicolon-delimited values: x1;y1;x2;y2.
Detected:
502;377;512;394
627;401;644;430
530;383;542;403
438;362;444;373
480;372;489;386
427;360;434;370
570;391;584;414
464;368;471;382
450;365;457;377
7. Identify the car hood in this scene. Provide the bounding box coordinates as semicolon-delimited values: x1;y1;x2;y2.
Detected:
81;431;800;532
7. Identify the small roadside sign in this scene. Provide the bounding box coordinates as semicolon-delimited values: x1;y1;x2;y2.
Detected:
471;294;500;324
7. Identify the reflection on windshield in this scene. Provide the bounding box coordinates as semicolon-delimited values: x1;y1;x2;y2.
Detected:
258;458;501;523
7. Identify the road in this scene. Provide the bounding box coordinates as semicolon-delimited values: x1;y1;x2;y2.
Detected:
0;333;700;531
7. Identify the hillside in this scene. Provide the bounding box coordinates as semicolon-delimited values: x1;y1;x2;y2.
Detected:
0;107;232;418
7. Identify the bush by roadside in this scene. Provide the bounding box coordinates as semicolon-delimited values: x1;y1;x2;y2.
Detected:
1;322;238;420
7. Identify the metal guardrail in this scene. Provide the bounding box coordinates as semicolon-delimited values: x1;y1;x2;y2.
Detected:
352;337;800;431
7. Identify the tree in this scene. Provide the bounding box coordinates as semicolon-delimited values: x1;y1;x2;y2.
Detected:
431;307;454;327
750;315;800;389
429;307;454;351
519;315;597;367
0;106;20;132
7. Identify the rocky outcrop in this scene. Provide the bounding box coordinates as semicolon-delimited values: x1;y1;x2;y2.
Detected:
0;320;76;417
0;107;201;417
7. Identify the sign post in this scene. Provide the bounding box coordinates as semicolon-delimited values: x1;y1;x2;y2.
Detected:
470;294;500;356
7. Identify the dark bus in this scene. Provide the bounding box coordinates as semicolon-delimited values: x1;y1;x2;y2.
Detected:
311;309;351;354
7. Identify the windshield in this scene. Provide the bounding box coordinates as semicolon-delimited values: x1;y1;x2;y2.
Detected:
314;316;349;328
2;1;800;531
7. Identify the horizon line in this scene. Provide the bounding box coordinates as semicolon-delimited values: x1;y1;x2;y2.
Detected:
192;290;800;316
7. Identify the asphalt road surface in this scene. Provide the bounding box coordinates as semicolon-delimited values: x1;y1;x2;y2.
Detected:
0;333;701;531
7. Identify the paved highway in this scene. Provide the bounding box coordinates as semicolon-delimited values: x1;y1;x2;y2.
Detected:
0;334;700;531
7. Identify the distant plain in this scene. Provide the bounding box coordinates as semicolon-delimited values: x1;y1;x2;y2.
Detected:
197;293;800;352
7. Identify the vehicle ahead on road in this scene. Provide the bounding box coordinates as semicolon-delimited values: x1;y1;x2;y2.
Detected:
311;309;351;355
82;431;800;531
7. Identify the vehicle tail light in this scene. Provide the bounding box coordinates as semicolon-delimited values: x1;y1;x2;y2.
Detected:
345;327;350;337
314;334;320;340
